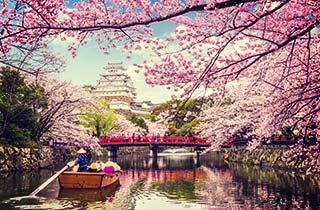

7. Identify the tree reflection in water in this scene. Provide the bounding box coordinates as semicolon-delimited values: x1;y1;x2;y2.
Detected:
228;163;320;209
115;155;320;210
0;154;319;209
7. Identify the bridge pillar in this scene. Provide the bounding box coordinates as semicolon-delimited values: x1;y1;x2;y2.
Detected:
107;146;118;161
151;156;159;170
194;146;202;167
150;144;158;158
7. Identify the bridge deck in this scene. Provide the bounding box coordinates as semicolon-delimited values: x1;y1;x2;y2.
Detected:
99;136;211;147
99;136;299;148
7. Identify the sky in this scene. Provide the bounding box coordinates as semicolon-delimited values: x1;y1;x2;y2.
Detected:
51;22;177;104
48;0;181;104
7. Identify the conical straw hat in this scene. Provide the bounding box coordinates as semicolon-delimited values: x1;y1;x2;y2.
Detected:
77;148;87;154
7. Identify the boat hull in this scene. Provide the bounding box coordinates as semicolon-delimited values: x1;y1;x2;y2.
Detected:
59;183;120;201
58;172;119;189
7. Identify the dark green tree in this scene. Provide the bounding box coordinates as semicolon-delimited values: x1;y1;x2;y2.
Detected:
0;67;48;145
152;98;206;135
127;115;148;133
80;98;116;137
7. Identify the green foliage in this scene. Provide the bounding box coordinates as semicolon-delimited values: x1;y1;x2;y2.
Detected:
11;139;39;148
175;118;200;136
4;124;31;142
127;115;148;132
0;67;48;146
80;98;116;137
152;99;179;116
152;98;209;135
142;114;157;122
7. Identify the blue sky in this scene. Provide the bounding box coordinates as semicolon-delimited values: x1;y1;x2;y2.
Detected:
52;21;177;104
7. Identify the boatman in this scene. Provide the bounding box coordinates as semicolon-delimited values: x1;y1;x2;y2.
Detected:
76;148;89;172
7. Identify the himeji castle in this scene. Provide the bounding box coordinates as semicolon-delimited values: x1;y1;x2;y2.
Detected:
95;63;153;115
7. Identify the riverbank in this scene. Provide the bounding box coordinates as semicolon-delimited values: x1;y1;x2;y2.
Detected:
222;147;320;175
0;146;75;173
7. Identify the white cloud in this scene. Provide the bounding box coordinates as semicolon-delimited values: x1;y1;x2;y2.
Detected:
126;64;173;103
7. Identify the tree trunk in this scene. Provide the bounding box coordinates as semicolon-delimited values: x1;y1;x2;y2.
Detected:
2;112;8;137
95;120;101;138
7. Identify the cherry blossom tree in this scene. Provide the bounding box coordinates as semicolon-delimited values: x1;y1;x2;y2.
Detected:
145;119;167;136
196;78;276;150
283;139;320;174
109;115;144;136
0;42;65;75
45;119;100;148
26;75;100;148
1;0;318;130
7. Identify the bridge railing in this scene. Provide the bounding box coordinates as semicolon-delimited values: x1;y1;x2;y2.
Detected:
99;136;209;145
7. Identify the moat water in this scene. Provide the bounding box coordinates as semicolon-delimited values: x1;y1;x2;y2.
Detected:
0;154;319;209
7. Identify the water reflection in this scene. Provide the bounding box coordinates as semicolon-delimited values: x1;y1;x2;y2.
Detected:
116;155;199;170
58;183;120;202
228;164;320;209
0;154;319;210
0;169;56;200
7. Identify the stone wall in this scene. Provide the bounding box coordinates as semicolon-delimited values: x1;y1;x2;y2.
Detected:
117;146;150;155
223;148;290;170
223;147;320;173
222;147;320;178
0;146;75;173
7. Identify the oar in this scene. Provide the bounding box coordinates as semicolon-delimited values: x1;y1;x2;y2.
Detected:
29;160;76;196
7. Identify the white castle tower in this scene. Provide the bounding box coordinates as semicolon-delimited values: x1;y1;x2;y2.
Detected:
95;63;136;113
95;62;155;115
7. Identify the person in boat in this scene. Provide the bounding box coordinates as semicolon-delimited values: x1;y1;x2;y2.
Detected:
102;161;121;173
88;162;99;172
76;148;89;172
86;147;92;163
96;160;104;171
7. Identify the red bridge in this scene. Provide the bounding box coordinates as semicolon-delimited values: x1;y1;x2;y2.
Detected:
99;135;211;147
99;136;211;159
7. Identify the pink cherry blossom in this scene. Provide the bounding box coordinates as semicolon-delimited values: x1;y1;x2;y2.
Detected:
0;0;319;159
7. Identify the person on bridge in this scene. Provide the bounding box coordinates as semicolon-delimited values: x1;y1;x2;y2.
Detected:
132;133;135;143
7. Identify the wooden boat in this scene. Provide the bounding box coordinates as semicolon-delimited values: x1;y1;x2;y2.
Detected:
58;183;120;201
58;172;119;189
